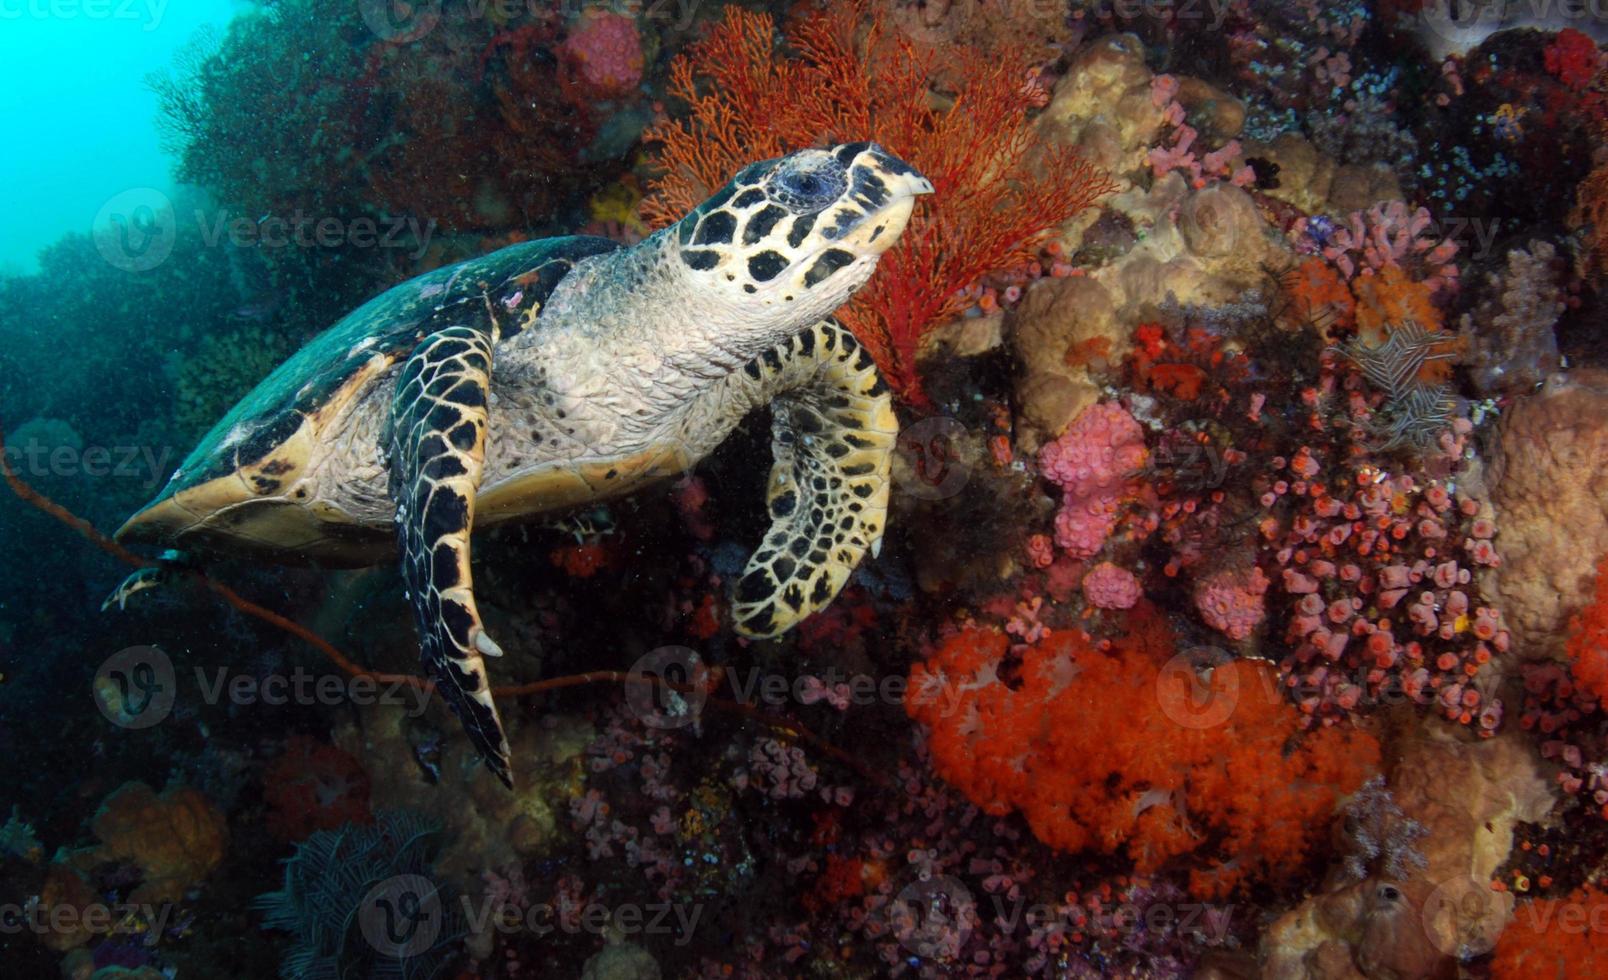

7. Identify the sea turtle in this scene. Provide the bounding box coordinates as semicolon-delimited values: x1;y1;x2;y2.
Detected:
112;143;932;786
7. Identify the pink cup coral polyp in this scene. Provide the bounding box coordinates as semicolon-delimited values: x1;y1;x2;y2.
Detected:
560;10;645;101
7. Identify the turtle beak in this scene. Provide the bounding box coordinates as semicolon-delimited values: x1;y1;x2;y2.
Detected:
866;143;935;199
831;145;932;255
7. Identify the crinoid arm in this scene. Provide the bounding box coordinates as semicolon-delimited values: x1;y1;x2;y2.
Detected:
387;321;513;787
730;319;897;637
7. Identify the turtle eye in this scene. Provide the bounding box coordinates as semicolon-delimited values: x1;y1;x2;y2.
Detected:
782;171;828;198
769;154;846;213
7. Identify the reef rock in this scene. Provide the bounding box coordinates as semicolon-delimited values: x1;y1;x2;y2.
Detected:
1487;371;1608;658
336;703;590;887
1245;134;1403;216
1037;33;1168;186
1009;276;1118;442
1009;175;1288;444
1175;75;1245;142
1258;725;1554;979
580;940;662;980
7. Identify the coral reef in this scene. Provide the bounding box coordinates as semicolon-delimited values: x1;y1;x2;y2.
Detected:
1491;884;1608;978
1567;555;1608;704
262;735;372;843
1037;401;1148;558
7;5;1608;979
1458;239;1567;395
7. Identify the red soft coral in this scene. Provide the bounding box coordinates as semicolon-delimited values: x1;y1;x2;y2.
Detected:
906;607;1379;897
263;735;373;842
1491;885;1608;978
1566;554;1608;704
1544;28;1603;91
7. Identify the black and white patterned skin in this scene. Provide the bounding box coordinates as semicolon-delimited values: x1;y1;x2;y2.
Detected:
727;320;896;637
114;145;933;789
386;322;512;786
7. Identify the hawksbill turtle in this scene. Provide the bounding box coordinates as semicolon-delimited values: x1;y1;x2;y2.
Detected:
113;144;932;786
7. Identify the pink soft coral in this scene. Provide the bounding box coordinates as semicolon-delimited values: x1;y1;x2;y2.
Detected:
1038;402;1148;558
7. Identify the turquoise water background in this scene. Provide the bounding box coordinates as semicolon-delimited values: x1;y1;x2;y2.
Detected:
0;0;246;275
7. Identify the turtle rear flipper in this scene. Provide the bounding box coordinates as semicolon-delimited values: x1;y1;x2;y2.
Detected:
731;320;896;637
388;323;513;787
101;550;194;611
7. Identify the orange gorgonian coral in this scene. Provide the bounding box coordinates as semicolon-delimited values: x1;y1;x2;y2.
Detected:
640;2;1117;403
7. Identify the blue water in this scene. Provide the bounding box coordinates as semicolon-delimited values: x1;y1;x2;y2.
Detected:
0;0;246;275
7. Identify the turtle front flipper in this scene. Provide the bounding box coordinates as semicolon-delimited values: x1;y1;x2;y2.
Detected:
387;323;513;787
731;320;897;637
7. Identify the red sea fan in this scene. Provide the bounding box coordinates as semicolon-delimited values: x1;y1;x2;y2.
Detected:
640;3;1117;403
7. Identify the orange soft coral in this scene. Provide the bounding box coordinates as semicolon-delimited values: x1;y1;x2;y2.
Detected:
91;782;229;905
1353;265;1444;340
906;607;1379;898
1287;256;1356;330
1566;553;1608;703
1491;886;1608;979
640;2;1115;403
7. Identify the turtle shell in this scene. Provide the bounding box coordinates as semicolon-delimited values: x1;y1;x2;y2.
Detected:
117;235;620;555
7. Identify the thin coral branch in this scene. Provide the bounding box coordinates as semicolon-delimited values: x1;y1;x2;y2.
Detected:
0;424;873;781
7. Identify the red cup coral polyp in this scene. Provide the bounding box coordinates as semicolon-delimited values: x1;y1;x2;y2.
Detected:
906;608;1379;898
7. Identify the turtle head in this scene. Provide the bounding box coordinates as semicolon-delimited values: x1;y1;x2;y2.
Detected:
670;143;933;325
